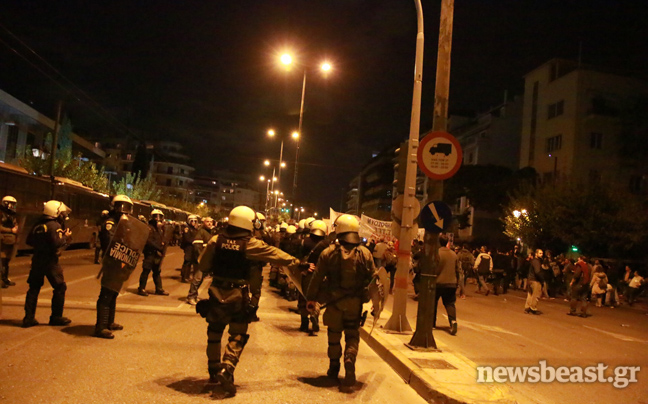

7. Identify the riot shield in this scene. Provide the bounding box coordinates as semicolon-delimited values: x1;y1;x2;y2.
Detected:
281;265;304;298
368;266;390;334
98;215;150;293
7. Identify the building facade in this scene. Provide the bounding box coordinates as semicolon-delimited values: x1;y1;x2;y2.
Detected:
520;58;648;190
0;89;105;164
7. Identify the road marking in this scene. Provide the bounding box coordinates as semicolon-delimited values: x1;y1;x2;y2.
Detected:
442;314;521;336
582;325;648;344
2;296;196;315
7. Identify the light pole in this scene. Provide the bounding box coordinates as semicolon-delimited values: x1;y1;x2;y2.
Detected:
279;53;332;213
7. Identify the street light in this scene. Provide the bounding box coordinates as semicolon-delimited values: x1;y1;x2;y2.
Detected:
278;52;334;214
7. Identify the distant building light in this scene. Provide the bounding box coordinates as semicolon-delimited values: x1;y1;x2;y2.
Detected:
126;184;133;190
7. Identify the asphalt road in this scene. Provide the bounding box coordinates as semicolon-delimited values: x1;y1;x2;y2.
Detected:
398;279;648;404
0;247;427;404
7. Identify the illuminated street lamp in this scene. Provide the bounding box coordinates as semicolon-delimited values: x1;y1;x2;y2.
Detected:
278;52;334;213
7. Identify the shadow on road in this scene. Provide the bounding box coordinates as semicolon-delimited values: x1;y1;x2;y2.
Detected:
297;374;340;388
155;376;214;396
0;318;24;328
61;324;96;337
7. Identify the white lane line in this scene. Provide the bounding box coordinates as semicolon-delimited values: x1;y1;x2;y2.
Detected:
39;274;98;293
442;314;521;336
582;325;648;344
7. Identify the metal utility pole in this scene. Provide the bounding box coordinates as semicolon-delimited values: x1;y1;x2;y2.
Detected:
49;100;63;199
383;0;424;333
292;70;306;215
408;0;454;350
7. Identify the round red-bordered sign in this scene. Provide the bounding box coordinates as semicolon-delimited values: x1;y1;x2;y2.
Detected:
417;131;462;180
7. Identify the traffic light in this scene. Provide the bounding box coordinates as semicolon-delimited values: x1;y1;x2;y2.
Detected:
456;209;472;229
392;141;409;195
571;245;579;252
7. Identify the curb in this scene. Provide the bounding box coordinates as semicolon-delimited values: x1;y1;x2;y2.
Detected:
360;317;517;404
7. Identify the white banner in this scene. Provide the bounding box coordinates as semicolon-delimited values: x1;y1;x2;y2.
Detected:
360;215;396;242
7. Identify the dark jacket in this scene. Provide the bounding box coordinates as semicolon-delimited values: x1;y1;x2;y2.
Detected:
26;217;69;263
528;257;543;282
143;221;165;266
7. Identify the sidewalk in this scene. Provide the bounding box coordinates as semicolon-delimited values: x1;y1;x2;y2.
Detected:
360;305;518;404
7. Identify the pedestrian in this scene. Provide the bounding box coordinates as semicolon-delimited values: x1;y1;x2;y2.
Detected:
605;262;621;308
195;205;305;396
373;239;389;268
567;256;592;317
95;195;136;339
186;216;217;306
562;258;575;301
384;242;397;293
491;249;509;295
473;246;492;294
180;215;200;283
306;214;377;387
590;260;608;307
456;244;474;299
137;209;169;296
1;196;19;288
23;200;72;328
626;270;644;306
524;249;544;315
434;233;459;335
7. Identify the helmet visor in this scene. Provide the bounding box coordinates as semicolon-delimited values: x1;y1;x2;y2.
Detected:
114;202;133;214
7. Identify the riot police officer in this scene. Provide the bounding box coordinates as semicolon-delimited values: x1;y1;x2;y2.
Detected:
137;209;168;296
95;195;135;339
181;215;200;283
1;196;19;287
247;212;271;321
94;210;109;264
23;200;72;328
196;205;307;396
306;214;377;387
186;216;217;305
297;220;330;334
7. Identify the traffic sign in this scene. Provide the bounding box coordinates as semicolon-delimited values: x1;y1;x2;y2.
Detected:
390;195;421;237
417;131;462;180
419;201;452;233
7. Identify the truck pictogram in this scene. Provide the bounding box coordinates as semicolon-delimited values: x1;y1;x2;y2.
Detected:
428;142;452;156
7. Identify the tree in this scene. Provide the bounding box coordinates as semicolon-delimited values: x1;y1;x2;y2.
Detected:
111;172;160;200
503;181;648;258
131;141;150;180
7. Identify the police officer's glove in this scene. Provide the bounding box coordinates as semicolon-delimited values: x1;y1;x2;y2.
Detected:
196;300;210;318
306;301;318;314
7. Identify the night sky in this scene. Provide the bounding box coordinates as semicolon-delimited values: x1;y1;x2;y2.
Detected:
1;1;647;213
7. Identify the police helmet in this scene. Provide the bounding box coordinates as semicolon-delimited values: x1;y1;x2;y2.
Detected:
287;225;296;234
2;196;17;213
310;220;328;237
43;200;70;219
228;206;256;232
101;210;109;217
151;209;164;222
279;222;288;232
111;195;133;214
298;219;307;230
334;214;360;244
254;212;266;230
305;217;316;228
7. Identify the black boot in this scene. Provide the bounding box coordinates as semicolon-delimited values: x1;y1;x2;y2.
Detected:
299;316;309;332
215;364;236;396
95;300;114;339
23;287;39;326
249;306;260;322
49;316;71;326
310;315;320;333
344;360;356;386
327;360;340;378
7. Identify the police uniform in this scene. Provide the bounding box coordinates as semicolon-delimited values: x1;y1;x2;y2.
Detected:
181;224;199;282
187;225;217;303
95;211;127;338
306;241;377;385
247;227;273;320
23;216;70;326
297;236;330;332
138;220;167;294
0;211;19;287
197;229;303;394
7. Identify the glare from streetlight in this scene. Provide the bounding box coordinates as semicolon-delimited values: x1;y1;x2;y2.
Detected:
273;177;277;182
321;62;332;72
521;209;528;215
291;131;299;139
513;210;521;218
314;212;318;216
280;53;292;65
267;129;275;137
280;162;286;168
264;160;270;166
259;175;265;181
